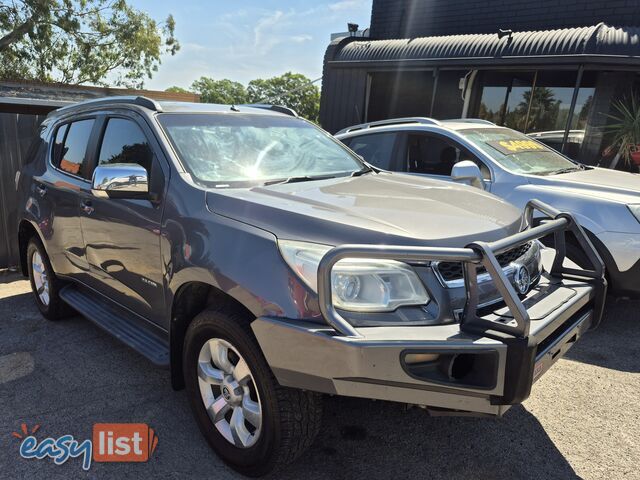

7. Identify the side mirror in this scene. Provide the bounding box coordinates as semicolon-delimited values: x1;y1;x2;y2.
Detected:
92;163;149;199
451;160;484;189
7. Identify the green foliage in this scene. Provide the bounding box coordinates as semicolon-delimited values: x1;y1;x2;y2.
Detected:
191;77;248;104
247;72;320;122
605;93;640;167
165;86;190;94
0;0;179;88
187;72;320;122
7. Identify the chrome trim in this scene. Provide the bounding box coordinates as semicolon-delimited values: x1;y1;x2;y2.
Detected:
91;163;149;197
432;242;540;289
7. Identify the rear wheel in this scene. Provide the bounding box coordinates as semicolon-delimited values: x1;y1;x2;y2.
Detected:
183;308;322;477
26;237;72;320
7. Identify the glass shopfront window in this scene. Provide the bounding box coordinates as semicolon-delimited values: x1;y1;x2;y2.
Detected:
476;70;596;161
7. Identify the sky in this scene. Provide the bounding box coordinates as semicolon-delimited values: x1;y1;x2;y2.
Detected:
131;0;373;91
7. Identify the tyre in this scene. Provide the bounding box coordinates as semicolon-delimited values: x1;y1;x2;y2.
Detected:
183;308;322;477
26;236;73;320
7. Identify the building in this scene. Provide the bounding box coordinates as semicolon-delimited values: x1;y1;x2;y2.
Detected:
320;0;640;167
0;81;198;269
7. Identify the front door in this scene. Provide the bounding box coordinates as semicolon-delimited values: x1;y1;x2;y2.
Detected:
79;114;168;325
401;132;493;191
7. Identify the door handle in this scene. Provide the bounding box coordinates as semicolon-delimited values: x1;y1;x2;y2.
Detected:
81;199;94;215
36;184;47;197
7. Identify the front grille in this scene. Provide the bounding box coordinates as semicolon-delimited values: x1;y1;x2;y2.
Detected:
435;242;533;282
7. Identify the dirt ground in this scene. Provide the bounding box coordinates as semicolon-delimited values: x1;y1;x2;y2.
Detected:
1;270;638;479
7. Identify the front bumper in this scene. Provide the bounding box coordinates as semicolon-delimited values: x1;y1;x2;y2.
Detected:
252;200;606;416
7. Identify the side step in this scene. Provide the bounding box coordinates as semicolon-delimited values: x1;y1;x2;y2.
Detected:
60;284;169;367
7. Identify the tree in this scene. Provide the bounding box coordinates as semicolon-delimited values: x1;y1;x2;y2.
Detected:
166;86;190;94
521;87;560;132
0;0;179;88
190;77;248;104
247;72;320;122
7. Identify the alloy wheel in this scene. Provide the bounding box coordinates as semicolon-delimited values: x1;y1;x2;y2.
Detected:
31;251;50;306
197;338;263;448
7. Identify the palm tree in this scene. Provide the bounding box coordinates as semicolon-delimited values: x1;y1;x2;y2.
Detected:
605;93;640;169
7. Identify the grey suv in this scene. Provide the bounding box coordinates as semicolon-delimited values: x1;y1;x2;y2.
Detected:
17;97;605;476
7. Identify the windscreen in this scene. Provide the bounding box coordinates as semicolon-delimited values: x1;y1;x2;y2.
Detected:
457;127;579;175
158;113;364;186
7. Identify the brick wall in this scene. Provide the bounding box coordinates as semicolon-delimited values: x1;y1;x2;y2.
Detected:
370;0;640;39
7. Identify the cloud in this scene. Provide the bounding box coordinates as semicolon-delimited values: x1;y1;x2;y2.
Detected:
253;10;287;52
147;1;372;90
291;34;313;43
328;0;367;12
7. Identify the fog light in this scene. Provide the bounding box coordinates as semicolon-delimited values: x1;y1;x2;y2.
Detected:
404;353;440;365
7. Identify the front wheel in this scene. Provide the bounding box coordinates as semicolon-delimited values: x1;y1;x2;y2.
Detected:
183;308;322;477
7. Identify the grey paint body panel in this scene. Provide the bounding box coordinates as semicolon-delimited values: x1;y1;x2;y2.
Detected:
17;97;603;416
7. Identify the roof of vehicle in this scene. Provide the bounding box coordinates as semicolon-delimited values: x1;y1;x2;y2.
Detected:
335;117;504;137
49;95;298;119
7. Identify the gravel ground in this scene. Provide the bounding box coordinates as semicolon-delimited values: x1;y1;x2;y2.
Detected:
0;270;638;480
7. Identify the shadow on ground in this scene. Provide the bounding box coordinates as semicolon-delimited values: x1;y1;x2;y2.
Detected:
277;397;579;480
1;273;635;479
564;296;640;373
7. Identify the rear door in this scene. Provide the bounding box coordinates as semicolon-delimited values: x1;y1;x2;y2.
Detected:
37;117;96;277
79;112;169;325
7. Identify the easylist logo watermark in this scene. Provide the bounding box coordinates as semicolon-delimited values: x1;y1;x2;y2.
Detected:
12;423;158;470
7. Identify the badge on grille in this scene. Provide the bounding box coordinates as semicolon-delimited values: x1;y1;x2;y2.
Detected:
513;264;531;295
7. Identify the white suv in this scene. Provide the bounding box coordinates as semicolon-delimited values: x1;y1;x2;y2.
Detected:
336;117;640;297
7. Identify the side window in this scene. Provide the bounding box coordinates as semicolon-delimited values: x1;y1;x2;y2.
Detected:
406;134;457;176
56;119;95;177
345;132;398;170
406;134;491;179
52;124;68;166
98;118;153;174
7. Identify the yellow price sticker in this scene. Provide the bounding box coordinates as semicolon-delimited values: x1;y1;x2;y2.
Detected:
486;139;548;155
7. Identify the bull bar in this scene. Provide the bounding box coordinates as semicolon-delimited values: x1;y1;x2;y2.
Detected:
317;199;607;339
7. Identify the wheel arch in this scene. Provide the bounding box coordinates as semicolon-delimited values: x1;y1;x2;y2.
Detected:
169;281;255;390
18;219;44;277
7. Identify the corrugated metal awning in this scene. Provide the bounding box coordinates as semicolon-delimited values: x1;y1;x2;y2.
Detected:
330;24;640;68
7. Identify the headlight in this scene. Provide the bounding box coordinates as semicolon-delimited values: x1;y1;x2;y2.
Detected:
278;240;430;312
628;204;640;224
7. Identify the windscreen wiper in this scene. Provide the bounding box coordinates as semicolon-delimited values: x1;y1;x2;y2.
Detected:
351;166;374;177
263;174;338;186
548;167;581;175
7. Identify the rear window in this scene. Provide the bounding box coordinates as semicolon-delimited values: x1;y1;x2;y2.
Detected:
53;119;95;177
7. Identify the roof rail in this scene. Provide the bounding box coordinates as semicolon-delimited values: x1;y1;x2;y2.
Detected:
442;118;496;125
55;95;163;114
336;117;441;135
240;104;298;117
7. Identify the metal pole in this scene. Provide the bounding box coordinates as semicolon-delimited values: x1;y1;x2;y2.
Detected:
429;68;439;117
561;65;584;154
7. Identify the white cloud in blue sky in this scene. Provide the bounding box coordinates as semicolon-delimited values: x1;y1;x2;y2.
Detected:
131;0;372;90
